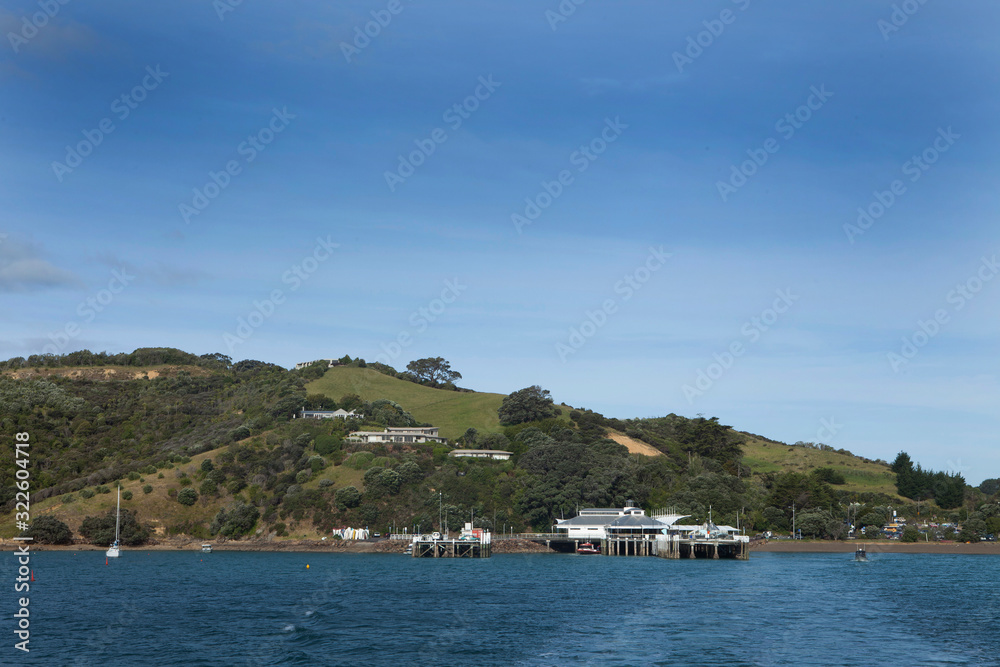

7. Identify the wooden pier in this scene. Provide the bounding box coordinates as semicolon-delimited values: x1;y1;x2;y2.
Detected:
652;534;749;560
494;533;749;559
411;537;491;558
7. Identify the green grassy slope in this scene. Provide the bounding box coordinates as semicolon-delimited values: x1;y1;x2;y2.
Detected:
742;435;902;499
305;367;508;440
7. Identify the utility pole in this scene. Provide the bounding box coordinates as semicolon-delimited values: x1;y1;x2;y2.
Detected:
792;502;796;539
438;492;442;533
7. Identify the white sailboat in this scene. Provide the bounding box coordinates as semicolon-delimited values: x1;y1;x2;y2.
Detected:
106;485;121;558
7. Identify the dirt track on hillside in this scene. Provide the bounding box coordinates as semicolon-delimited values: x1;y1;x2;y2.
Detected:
606;431;663;457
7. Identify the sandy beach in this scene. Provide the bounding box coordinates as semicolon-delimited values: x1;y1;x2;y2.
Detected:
752;540;1000;555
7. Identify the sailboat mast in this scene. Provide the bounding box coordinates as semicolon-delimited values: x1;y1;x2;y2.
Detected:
115;485;121;541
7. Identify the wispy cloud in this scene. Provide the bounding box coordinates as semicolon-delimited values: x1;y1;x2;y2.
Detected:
0;234;80;291
95;252;211;288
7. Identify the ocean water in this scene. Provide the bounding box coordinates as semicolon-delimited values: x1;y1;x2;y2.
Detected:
4;550;999;666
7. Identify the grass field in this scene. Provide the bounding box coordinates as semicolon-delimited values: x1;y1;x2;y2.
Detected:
742;435;903;499
306;367;565;440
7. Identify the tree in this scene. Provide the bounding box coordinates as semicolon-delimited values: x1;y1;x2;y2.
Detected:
305;393;337;410
405;357;462;388
79;508;150;546
22;516;72;544
335;486;362;510
901;526;921;542
177;488;198;505
498;385;556;426
979;478;1000;497
479;432;510;451
362;399;416;427
811;468;846;485
796;509;834;538
339;394;363;411
211;502;260;537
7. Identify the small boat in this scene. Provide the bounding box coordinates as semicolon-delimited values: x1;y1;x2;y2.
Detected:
201;544;213;553
854;544;867;561
577;542;601;554
106;486;122;558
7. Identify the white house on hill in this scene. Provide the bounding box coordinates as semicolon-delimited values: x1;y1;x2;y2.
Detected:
448;449;513;461
297;408;361;420
348;427;446;444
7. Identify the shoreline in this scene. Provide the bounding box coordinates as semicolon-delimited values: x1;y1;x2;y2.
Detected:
3;537;553;554
10;538;1000;556
752;540;1000;555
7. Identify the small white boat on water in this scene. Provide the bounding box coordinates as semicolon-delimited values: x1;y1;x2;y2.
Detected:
106;486;122;558
201;544;213;553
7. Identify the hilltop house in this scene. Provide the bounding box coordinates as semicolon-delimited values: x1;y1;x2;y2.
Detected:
448;449;513;461
347;426;446;444
294;359;339;370
297;408;361;420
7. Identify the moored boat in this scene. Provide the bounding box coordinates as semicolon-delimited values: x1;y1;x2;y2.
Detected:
106;486;122;558
577;542;601;554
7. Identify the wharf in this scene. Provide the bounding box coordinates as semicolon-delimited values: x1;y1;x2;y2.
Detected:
493;533;749;559
410;535;492;558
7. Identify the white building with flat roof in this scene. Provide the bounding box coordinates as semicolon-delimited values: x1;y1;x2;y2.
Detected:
297;408;361;420
448;449;513;461
348;428;446;444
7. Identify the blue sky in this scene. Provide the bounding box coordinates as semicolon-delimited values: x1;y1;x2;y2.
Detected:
2;1;998;483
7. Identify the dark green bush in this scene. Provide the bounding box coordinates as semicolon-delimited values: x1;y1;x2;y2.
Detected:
23;516;73;544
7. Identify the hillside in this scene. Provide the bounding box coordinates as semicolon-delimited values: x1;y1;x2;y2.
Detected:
306;366;572;440
6;347;989;546
741;435;902;499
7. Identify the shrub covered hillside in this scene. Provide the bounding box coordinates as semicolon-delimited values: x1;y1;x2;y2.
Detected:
0;349;310;505
3;348;997;544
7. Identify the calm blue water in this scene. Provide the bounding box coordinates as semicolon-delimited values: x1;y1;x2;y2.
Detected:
3;550;999;666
